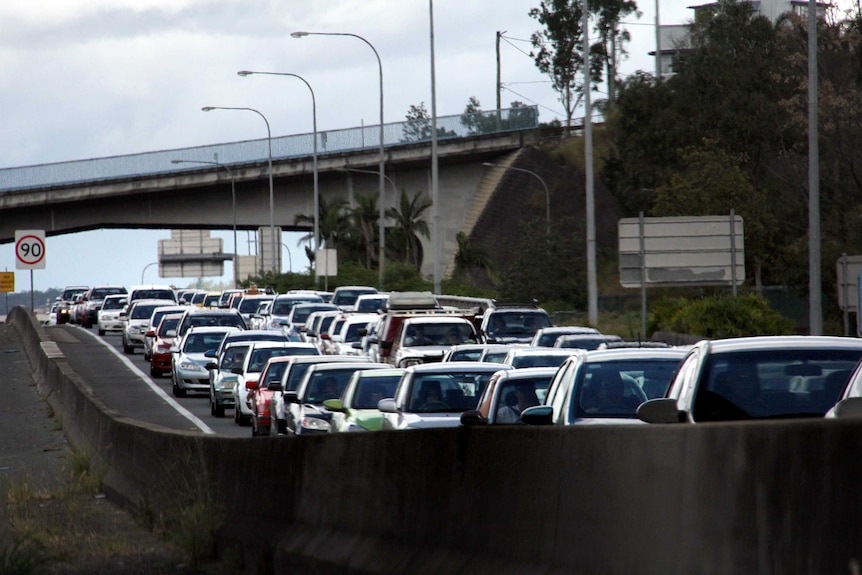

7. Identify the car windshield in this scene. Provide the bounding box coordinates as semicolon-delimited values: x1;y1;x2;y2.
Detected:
692;349;862;421
486;311;551;337
292;305;332;323
239;298;268;314
449;348;484;362
332;289;375;307
352;375;401;409
247;348;309;373
92;287;125;299
102;297;126;311
403;322;475;347
62;289;87;300
157;317;180;336
344;322;370;343
301;369;356;403
407;371;495;413
131;304;161;320
573;359;686;419
189;314;245;329
556;336;613;350
183;331;229;354
134;289;175;301
220;346;249;370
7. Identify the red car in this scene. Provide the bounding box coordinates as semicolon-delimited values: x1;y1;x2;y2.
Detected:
148;313;183;378
247;356;294;437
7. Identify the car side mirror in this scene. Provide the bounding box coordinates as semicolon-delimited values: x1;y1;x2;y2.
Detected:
460;410;487;426
323;399;345;412
636;398;686;424
231;367;243;375
833;397;862;419
284;391;300;404
268;381;283;392
145;330;156;338
520;405;553;426
205;362;218;370
377;398;397;413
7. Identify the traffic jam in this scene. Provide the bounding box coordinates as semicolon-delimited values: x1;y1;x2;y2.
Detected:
48;283;862;437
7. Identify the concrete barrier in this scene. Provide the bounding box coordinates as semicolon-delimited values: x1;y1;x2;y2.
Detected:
9;306;862;574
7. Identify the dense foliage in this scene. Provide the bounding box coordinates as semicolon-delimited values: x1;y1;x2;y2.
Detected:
649;294;795;338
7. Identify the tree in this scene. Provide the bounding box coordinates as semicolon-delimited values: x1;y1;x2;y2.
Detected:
453;232;496;285
294;195;349;251
591;0;640;110
385;189;432;269
402;102;432;142
529;0;605;131
346;192;380;269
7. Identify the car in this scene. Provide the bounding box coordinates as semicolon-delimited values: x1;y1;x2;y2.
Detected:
520;347;688;426
460;367;557;425
120;298;177;354
282;361;390;436
207;341;251;418
235;294;275;327
268;355;374;435
170;325;241;397
143;305;186;361
233;342;320;426
210;329;291;364
218;289;243;309
284;302;339;341
303;310;343;352
530;326;600;347
636;336;862;424
56;286;89;324
478;344;514;363
324;368;406;432
442;343;502;362
352;293;389;313
126;284;177;307
175;307;247;339
478;305;552;345
44;300;59;326
248;356;301;436
201;292;222;309
553;333;623;350
378;361;512;430
388;315;479;367
326;313;379;356
96;293;128;336
148;312;183;377
330;285;378;311
262;293;326;331
248;301;273;331
500;346;579;368
80;285;128;328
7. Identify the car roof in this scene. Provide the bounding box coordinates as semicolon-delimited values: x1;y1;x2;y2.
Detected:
404;316;474;325
581;347;689;362
186;325;240;334
306;362;389;372
406;361;512;373
494;366;560;379
702;335;862;353
507;347;578;355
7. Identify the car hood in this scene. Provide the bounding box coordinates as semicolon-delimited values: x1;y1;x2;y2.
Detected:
397;412;464;429
348;409;384;431
399;346;450;359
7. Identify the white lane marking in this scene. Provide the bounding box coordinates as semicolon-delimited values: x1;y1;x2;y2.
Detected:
75;328;215;434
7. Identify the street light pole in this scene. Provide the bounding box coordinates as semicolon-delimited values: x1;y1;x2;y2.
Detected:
291;30;386;290
482;162;550;235
237;70;319;285
429;0;441;294
141;261;158;285
341;167;399;202
201;106;277;274
171;158;239;288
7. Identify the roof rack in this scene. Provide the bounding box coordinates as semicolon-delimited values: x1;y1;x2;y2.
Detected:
490;299;540;309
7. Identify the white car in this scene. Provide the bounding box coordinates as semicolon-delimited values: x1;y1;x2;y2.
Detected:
327;313;379;356
325;368;405;433
170;326;240;397
96;294;128;335
232;341;321;426
121;298;177;354
389;316;478;367
378;361;511;430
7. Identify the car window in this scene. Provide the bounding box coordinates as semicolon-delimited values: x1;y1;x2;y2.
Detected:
220;346;249;370
352;375;401;409
184;332;228;354
303;370;354;403
157;317;180;336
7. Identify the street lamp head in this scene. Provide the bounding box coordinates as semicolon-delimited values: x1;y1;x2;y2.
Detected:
170;160;184;164
201;106;216;112
290;31;309;38
482;162;497;167
237;70;253;77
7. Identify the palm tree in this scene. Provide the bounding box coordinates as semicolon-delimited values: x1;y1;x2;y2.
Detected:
294;195;349;251
346;192;380;269
385;189;431;269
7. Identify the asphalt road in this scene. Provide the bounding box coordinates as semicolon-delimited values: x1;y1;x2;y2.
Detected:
44;324;249;438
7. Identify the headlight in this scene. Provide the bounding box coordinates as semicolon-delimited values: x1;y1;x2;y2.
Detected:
215;376;237;390
300;417;331;432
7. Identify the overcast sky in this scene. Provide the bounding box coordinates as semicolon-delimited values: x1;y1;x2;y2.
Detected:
1;0;695;296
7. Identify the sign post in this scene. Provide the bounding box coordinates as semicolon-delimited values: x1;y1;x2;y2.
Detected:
15;230;46;312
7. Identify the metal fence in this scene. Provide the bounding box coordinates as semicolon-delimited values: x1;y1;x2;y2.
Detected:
0;106;538;192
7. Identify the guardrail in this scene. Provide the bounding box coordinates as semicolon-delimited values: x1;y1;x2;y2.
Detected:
0;106;538;192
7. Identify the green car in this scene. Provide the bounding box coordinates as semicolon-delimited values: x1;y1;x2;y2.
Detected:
324;368;405;432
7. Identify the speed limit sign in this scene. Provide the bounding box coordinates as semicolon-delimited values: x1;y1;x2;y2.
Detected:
15;230;46;270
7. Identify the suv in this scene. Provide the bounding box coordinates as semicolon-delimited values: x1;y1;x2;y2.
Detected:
80;285;128;329
330;285;378;311
176;307;247;339
126;285;177;308
388;316;478;368
479;305;552;345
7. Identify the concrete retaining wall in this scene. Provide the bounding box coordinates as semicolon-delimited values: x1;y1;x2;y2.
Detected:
10;306;862;574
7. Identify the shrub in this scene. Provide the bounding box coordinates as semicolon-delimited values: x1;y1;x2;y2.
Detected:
649;293;794;339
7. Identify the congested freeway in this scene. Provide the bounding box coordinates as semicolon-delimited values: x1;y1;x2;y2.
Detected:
48;282;862;440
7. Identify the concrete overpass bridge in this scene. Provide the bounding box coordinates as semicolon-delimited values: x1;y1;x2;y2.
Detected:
0;107;538;278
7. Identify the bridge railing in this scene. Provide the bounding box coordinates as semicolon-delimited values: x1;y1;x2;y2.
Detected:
0;106;538;192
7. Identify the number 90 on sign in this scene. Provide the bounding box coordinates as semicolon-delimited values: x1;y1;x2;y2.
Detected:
15;230;46;270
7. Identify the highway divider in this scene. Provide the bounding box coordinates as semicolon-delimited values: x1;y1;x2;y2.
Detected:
9;305;862;574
